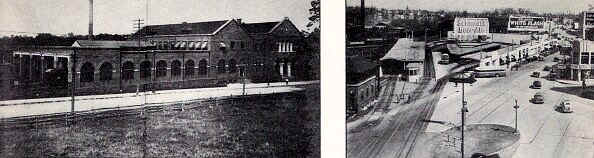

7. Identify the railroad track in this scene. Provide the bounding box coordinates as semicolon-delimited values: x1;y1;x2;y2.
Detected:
0;93;294;129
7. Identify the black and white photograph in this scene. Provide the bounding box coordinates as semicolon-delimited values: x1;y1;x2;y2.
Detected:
0;0;320;157
346;0;594;157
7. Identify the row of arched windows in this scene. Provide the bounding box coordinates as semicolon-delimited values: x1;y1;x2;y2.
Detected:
79;59;239;82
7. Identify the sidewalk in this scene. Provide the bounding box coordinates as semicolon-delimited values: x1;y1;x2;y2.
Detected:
556;79;594;86
0;81;318;118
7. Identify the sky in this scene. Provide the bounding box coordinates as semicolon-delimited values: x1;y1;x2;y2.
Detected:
347;0;594;14
0;0;313;36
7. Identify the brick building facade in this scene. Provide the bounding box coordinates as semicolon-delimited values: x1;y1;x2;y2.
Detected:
7;18;315;100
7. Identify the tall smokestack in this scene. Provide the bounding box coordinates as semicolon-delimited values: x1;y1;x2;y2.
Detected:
360;0;365;28
88;0;93;40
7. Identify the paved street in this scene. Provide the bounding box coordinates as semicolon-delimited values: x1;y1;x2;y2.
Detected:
0;81;317;118
348;49;594;158
422;52;594;157
347;46;444;158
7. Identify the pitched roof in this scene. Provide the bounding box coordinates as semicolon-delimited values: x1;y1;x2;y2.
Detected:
381;38;425;61
72;40;153;49
241;22;281;34
136;20;230;36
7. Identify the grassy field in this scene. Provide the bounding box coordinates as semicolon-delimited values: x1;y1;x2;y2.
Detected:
0;84;320;157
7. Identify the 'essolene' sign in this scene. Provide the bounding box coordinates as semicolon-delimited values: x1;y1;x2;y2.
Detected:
453;18;490;35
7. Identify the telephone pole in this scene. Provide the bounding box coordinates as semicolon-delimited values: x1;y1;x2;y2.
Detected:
133;19;145;48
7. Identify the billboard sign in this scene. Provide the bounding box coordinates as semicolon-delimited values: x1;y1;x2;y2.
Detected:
454;18;489;35
585;11;594;28
508;16;546;32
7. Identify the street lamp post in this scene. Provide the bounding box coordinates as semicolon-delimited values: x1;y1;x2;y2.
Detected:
450;72;475;158
513;99;519;133
242;65;246;95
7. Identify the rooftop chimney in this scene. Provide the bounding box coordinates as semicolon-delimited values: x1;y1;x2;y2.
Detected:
88;0;93;40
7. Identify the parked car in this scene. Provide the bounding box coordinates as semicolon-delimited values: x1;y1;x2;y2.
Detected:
543;65;552;71
554;99;573;113
530;80;542;89
530;92;545;104
531;72;540;78
547;72;558;81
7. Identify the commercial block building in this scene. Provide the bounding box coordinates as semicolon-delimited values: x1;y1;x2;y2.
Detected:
570;40;594;81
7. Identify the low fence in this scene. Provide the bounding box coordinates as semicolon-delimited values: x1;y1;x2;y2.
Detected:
0;91;304;129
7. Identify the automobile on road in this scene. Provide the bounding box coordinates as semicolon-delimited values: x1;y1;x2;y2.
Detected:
531;72;540;78
543;65;552;71
554;99;573;113
530;92;545;104
530;81;542;89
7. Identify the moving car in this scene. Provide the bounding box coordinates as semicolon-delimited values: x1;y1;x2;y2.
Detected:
530;80;542;89
531;72;540;78
554;99;573;113
543;65;552;71
530;92;545;104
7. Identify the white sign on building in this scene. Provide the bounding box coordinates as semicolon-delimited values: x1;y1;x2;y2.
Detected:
452;18;490;41
454;18;490;35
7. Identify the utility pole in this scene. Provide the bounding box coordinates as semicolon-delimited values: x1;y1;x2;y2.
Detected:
133;19;145;49
71;47;77;114
460;82;466;158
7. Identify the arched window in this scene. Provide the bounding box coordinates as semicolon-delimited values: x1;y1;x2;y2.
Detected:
99;62;113;81
171;60;181;76
122;61;135;80
140;61;152;79
185;60;195;77
229;59;237;73
156;60;167;78
198;59;208;75
80;62;95;82
217;59;226;74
